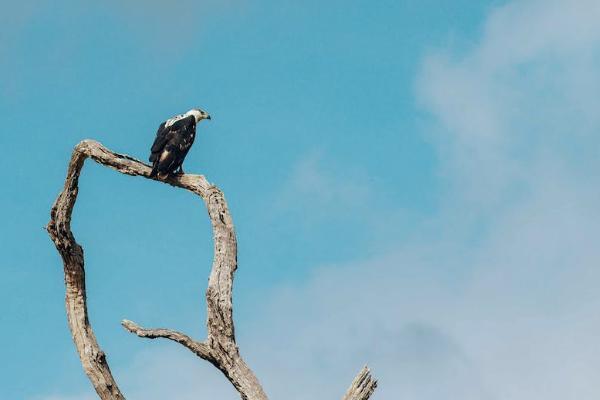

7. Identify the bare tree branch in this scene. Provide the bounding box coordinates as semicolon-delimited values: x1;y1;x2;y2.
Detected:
121;320;212;361
342;366;378;400
47;139;377;400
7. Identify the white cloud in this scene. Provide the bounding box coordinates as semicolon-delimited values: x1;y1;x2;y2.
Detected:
274;151;372;221
120;346;239;399
103;0;240;57
417;0;600;213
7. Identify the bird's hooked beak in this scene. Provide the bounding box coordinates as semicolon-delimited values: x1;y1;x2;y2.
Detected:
199;110;211;121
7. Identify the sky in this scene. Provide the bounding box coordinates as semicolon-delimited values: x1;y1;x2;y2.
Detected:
2;0;600;399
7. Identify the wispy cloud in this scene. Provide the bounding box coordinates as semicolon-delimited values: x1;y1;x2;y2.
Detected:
417;0;600;212
274;151;372;221
103;0;241;55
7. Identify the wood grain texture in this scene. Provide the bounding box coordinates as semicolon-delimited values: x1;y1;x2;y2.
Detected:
342;366;378;400
47;139;376;400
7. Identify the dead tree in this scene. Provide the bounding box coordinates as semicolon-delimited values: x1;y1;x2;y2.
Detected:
47;139;378;400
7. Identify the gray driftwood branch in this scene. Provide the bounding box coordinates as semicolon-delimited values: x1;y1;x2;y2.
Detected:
47;139;377;400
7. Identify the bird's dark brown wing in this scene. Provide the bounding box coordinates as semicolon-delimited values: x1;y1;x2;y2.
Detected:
149;122;174;162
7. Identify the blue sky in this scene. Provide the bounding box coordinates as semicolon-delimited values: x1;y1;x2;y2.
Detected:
3;0;600;399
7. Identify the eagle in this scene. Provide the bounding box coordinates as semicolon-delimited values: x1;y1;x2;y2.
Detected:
149;108;211;178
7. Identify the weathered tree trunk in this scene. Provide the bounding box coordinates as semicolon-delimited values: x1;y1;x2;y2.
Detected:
47;140;377;400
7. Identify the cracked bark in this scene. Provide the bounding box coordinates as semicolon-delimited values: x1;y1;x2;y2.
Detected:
47;139;377;400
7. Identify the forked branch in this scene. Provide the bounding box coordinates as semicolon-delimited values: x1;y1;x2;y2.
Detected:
47;139;377;400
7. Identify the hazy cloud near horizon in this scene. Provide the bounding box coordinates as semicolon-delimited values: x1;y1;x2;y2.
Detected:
38;0;600;399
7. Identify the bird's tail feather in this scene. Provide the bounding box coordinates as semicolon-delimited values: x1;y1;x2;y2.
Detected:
150;163;159;178
151;166;170;180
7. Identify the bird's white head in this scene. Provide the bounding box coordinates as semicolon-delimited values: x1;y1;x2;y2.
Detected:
186;108;211;123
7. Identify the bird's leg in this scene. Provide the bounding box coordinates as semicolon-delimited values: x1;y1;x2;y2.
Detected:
176;165;185;175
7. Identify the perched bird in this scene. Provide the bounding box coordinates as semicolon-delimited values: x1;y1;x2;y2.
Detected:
149;108;211;178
